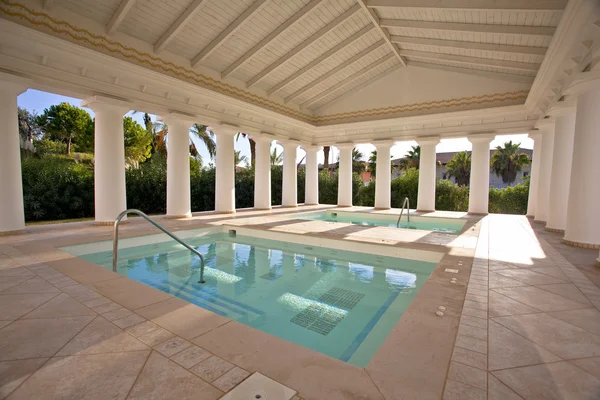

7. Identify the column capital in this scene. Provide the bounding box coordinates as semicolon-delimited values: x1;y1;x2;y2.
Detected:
335;142;355;151
0;71;32;95
251;133;275;144
278;139;300;149
534;118;555;132
208;123;239;136
159;112;197;127
372;139;395;149
301;145;322;153
564;70;600;98
416;136;440;146
467;133;496;144
547;98;576;118
81;95;130;114
527;129;543;141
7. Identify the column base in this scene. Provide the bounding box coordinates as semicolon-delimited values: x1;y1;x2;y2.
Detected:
165;214;192;219
95;220;124;226
305;203;319;206
545;226;565;234
562;238;600;250
0;229;26;236
416;209;435;213
526;214;535;218
467;212;488;216
336;204;353;208
281;204;298;208
253;207;272;211
373;207;391;210
215;210;236;214
533;219;546;224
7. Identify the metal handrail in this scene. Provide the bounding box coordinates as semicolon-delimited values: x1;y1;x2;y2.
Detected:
396;197;411;228
112;209;205;283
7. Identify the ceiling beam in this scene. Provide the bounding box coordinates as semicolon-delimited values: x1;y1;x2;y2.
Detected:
380;19;556;36
357;0;406;67
192;0;269;67
285;39;387;104
391;36;547;56
399;49;540;72
107;0;137;35
303;54;397;108
267;25;376;97
409;61;535;83
246;4;362;89
366;0;567;11
154;0;208;54
313;63;402;111
221;0;322;80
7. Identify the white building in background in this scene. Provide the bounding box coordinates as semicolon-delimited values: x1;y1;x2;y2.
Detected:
0;0;598;253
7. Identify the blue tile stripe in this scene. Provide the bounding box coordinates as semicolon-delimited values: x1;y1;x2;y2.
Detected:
141;280;229;317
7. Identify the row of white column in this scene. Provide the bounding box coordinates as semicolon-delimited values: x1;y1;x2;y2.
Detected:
526;72;600;249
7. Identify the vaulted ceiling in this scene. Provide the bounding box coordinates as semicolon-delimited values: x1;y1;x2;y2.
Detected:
52;0;566;112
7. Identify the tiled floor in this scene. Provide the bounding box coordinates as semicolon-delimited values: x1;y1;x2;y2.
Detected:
0;207;598;399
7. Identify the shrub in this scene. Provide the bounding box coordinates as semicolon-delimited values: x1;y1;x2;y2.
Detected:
391;168;419;208
489;182;529;215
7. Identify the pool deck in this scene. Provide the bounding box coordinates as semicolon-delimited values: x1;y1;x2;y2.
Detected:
0;205;599;399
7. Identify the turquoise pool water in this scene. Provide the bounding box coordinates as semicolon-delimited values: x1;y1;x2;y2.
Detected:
68;233;436;367
293;211;466;233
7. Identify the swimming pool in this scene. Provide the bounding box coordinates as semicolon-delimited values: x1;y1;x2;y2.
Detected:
291;210;467;233
60;227;439;367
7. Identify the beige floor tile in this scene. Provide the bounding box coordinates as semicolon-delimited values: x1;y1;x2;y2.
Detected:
213;366;251;392
0;320;12;330
493;313;600;359
489;291;539;317
489;273;528;289
535;283;591;305
127;351;222;400
462;306;488;319
493;361;600;400
457;323;487;341
92;300;123;314
0;316;94;361
0;358;48;399
45;257;119;285
23;293;96;319
190;355;235;382
488;320;561;371
448;361;486;390
442;379;486;400
0;267;35;279
126;320;161;337
57;316;148;355
0;276;33;292
455;335;487;355
170;345;212;369
112;313;146;329
87;276;173;310
530;267;569;281
0;292;58;320
487;374;523;400
2;277;60;295
153;336;192;357
550;308;600;335
493;286;593;312
83;296;111;308
135;297;230;340
7;351;150;400
571;357;600;380
101;307;133;321
460;314;487;330
452;347;487;370
137;326;175;347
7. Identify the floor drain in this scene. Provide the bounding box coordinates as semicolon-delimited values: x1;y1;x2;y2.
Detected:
255;395;262;399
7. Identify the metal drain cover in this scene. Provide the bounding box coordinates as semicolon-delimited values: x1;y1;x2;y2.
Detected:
220;372;296;400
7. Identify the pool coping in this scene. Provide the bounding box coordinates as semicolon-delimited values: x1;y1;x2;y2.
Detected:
1;205;482;399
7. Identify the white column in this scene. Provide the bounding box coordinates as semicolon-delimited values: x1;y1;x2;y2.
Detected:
281;141;298;207
213;125;237;213
533;120;555;223
416;138;440;212
563;73;600;248
253;134;272;210
526;131;543;218
0;74;30;233
302;145;321;205
374;140;393;209
546;101;576;232
337;143;354;207
468;134;495;215
162;114;195;218
82;96;129;224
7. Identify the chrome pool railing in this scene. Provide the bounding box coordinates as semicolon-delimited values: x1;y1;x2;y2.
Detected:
112;209;205;283
396;197;410;228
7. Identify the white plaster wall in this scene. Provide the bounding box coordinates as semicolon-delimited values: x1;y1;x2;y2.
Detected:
315;66;532;116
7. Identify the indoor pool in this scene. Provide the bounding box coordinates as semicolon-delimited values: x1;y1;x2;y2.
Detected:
61;229;437;367
291;210;466;233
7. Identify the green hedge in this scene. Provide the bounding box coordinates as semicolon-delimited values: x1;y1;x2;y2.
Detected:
21;157;530;221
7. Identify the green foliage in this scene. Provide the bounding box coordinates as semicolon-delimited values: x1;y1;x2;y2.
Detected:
490;141;531;185
36;102;93;155
391;168;420;208
123;116;152;165
318;170;338;205
18;107;42;143
489;181;530;215
270;148;283;166
352;148;365;175
397;145;421;171
446;151;471;186
33;138;68;155
126;155;167;213
436;179;469;211
368;150;377;177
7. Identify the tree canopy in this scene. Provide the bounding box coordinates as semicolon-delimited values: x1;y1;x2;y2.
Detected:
36;102;93;155
123;116;152;166
490;141;531;185
446;151;471;186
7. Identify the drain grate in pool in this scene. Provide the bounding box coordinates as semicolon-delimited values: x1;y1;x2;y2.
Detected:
260;271;280;281
290;304;345;335
318;287;365;310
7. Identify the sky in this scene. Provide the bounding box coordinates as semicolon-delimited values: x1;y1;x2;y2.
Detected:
18;89;533;166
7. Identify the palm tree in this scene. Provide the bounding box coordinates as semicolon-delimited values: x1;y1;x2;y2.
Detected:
397;145;421;171
236;132;255;167
352;148;366;174
270;148;283;166
490;141;531;185
446;151;471;186
323;146;331;172
368;150;377;177
191;124;216;160
235;150;249;168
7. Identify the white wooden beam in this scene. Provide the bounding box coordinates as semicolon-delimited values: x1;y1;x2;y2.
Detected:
221;0;321;80
267;25;375;96
409;61;535;83
192;0;269;67
390;36;547;56
313;63;402;111
380;19;556;36
366;0;567;11
246;4;361;88
357;0;406;67
399;49;541;72
302;53;396;108
285;39;387;104
154;0;208;54
107;0;137;35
